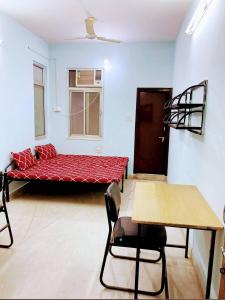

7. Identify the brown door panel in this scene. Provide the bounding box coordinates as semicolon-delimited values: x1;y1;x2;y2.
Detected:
134;88;172;175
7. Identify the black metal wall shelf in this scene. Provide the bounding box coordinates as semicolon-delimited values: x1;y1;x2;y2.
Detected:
169;103;204;109
164;80;207;135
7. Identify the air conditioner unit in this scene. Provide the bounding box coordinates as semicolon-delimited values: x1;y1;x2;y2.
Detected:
69;69;103;87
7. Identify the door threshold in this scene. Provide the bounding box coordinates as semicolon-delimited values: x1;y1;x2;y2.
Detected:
129;173;167;182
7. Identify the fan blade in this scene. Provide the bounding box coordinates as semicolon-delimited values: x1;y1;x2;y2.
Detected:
85;17;96;35
64;37;86;41
97;36;121;43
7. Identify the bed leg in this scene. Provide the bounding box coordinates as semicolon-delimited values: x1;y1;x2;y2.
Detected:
120;165;128;193
121;175;124;193
125;165;128;179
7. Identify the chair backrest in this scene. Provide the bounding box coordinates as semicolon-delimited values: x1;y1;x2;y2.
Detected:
105;182;121;222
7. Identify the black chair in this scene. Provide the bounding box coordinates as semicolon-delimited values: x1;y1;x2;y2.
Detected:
100;182;168;299
0;172;13;248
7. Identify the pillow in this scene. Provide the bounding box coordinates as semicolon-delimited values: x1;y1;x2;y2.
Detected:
35;143;57;160
11;148;36;171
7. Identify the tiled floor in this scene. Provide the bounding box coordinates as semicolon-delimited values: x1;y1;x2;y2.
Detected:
0;180;203;299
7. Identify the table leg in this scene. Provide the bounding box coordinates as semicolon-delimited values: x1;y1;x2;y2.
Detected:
185;228;189;258
205;230;216;299
134;224;141;299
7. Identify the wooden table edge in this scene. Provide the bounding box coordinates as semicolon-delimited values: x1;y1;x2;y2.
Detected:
131;218;224;231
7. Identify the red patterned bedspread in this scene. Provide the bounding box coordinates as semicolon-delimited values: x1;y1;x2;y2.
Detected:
7;154;128;184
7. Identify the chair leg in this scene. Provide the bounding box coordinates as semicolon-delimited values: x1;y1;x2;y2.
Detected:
100;237;135;293
134;245;140;299
100;234;111;288
109;246;162;263
0;225;13;248
101;238;167;297
100;248;167;296
4;174;10;203
185;228;189;258
161;249;169;298
0;191;13;248
164;258;169;300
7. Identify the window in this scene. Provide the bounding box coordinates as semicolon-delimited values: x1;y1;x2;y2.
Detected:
33;64;46;138
69;69;103;138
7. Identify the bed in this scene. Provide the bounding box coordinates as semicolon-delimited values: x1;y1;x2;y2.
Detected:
5;148;128;202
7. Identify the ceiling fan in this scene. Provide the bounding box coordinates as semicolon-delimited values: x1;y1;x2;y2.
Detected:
66;16;121;43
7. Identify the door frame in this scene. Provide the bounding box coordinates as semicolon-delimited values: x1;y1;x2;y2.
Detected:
133;87;172;175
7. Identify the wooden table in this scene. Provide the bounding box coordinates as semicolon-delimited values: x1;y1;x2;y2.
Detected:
132;182;223;299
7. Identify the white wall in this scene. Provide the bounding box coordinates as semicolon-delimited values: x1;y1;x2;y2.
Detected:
0;12;50;170
168;0;225;295
49;42;174;173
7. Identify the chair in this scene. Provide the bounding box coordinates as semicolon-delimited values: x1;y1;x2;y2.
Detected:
0;172;13;248
100;182;168;299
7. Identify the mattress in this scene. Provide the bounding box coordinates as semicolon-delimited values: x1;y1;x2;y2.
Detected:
7;154;128;184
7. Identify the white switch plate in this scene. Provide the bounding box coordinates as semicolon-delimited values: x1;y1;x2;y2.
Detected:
53;106;62;112
96;146;102;154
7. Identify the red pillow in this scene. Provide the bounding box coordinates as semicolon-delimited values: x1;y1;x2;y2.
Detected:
35;143;57;160
11;148;36;171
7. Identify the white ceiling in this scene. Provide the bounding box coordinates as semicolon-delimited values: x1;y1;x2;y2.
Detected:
0;0;191;43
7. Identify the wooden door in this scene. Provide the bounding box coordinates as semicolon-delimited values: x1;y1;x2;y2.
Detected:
134;88;172;175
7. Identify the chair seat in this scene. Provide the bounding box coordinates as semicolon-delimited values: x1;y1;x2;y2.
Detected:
112;217;167;249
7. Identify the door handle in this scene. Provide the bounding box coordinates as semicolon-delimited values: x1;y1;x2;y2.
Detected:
158;136;166;143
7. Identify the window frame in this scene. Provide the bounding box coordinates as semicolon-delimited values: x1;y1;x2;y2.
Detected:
68;87;103;140
33;62;47;139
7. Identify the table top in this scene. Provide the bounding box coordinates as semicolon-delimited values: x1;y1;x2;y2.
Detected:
132;182;223;230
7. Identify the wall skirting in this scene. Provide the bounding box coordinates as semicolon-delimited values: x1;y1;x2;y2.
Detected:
128;173;167;181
